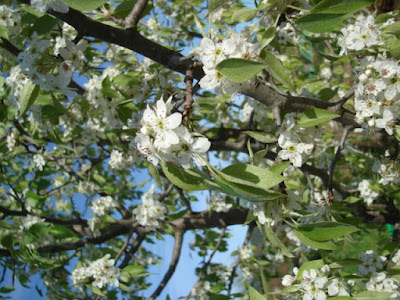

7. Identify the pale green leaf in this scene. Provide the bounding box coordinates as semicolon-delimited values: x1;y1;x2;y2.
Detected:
216;58;266;83
221;163;284;191
296;13;345;33
265;224;294;257
244;131;277;143
161;162;207;191
19;81;40;117
329;258;362;269
295;221;359;241
193;14;208;38
62;0;108;10
247;285;266;300
231;8;258;23
148;164;162;189
297;108;340;128
353;291;394;300
86;284;105;296
387;40;400;59
258;26;276;49
208;0;231;13
383;21;400;36
123;265;146;277
311;0;374;14
269;161;291;174
259;50;295;90
328;297;353;300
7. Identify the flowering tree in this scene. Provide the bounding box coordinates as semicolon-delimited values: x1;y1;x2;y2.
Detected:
1;0;400;299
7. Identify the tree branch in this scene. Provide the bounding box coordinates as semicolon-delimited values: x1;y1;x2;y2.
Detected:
149;229;184;300
124;0;149;28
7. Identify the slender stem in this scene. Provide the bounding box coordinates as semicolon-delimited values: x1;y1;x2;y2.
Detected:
125;0;149;28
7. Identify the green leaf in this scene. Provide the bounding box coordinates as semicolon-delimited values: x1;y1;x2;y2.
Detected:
30;14;58;35
0;24;9;39
269;161;291;174
297;13;345;33
293;229;340;250
216;58;266;83
221;163;284;191
148;164;162;189
29;222;50;238
123;265;146;277
193;14;207;38
19;81;40;117
231;8;258;23
259;50;295;90
295;221;359;241
353;291;394;300
297;259;324;280
258;26;276;49
296;0;374;32
49;225;78;239
297;108;340;127
0;287;15;294
209;0;231;13
387;39;400;59
62;0;108;11
329;258;362;269
243;131;277;143
310;0;374;14
161;162;207;191
113;0;137;18
328;297;353;300
247;285;265;300
86;284;105;296
264;224;294;258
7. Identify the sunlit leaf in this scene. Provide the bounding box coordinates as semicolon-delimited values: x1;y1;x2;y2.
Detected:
216;58;266;83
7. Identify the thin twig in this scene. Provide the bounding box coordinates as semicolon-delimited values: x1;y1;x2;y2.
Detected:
125;0;149;28
186;227;226;299
327;126;351;203
114;229;135;264
118;232;147;269
333;89;354;108
182;68;194;127
149;229;184;300
227;225;254;296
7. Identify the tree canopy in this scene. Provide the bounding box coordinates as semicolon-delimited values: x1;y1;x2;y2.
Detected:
1;0;400;299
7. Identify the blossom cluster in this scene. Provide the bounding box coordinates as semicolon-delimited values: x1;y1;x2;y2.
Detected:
71;254;120;289
373;157;400;186
194;33;262;94
90;196;116;217
132;185;167;232
134;96;211;168
16;33;80;98
338;15;382;55
276;112;322;167
353;55;400;135
357;179;379;205
358;249;387;276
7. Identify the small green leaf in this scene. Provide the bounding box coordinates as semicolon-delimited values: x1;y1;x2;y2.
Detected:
148;164;162;189
221;163;284;191
19;81;40;117
50;225;77;239
310;0;374;14
269;161;291;174
259;50;295;90
258;26;276;49
387;39;400;59
29;222;50;238
353;291;394;300
297;13;345;33
86;284;105;296
63;0;108;10
265;224;294;258
328;297;353;300
161;162;207;191
30;14;58;35
123;265;146;277
209;0;231;13
244;131;277;143
0;24;9;39
297;108;340;127
247;285;265;300
293;229;340;250
329;258;362;269
295;221;359;241
0;287;15;293
216;58;266;83
231;8;258;23
193;14;207;38
297;259;324;280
